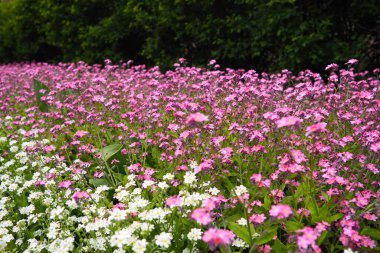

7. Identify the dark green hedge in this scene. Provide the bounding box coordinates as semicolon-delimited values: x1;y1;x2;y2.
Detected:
0;0;378;72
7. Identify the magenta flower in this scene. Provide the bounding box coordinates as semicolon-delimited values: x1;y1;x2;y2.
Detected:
72;191;90;201
190;208;212;225
269;204;293;219
202;228;235;250
276;116;302;128
185;112;209;125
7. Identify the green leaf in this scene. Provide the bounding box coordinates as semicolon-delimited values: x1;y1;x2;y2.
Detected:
317;231;330;245
285;220;304;232
361;227;380;240
33;79;50;112
228;222;251;245
256;226;277;245
272;239;287;252
89;178;110;187
263;196;271;210
305;196;319;218
99;144;123;162
325;213;343;223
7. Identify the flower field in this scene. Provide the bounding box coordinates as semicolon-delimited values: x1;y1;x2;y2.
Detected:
0;59;379;253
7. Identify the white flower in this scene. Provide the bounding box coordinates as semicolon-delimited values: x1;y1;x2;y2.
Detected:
110;228;136;248
232;238;249;248
234;185;248;196
208;187;220;195
50;206;65;220
155;232;173;249
163;173;174;180
344;249;358;253
187;228;202;241
10;146;19;153
109;209;127;221
184;171;197;185
88;237;106;251
158;181;169;189
47;222;60;239
142;180;155;188
189;160;198;170
237;218;247;226
132;239;147;253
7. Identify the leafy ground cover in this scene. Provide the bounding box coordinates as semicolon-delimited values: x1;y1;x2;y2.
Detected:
0;59;379;253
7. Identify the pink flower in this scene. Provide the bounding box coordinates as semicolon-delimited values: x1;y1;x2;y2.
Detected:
74;130;88;138
346;59;358;65
58;180;73;188
112;203;126;210
166;195;182;207
325;63;339;71
290;150;307;164
370;142;380;152
43;145;56;152
46;173;56;180
276;116;303;128
94;171;104;178
202;196;225;211
72;191;90;201
297;227;320;252
249;213;266;224
191;208;212;225
202;228;235;250
306;122;327;136
185;112;209;125
35;180;46;187
269;204;293;219
250;173;262;183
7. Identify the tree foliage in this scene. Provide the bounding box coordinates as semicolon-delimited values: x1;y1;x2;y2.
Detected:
0;0;378;72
